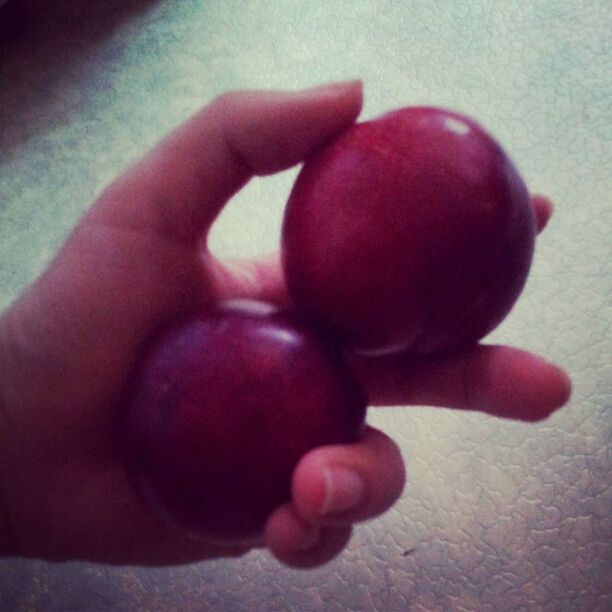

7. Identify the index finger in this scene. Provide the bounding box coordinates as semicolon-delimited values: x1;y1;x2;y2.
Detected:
0;82;363;409
85;81;364;248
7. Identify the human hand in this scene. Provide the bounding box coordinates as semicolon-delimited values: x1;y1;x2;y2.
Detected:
0;81;570;568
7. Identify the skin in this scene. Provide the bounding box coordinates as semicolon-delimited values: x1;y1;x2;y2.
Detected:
0;81;570;569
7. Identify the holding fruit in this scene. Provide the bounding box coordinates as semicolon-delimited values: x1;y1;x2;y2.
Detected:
123;104;542;543
0;83;571;568
122;300;366;544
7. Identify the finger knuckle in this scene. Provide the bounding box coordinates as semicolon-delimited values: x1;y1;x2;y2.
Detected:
210;90;245;117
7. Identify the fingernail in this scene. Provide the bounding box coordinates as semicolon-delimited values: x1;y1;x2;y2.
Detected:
320;467;365;516
305;79;363;96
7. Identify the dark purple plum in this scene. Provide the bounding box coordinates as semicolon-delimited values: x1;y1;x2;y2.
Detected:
282;106;537;355
121;300;366;544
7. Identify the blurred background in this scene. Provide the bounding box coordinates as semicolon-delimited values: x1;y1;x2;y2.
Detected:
0;0;610;609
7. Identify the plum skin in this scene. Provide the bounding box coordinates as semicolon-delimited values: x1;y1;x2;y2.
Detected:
121;300;367;544
282;106;537;355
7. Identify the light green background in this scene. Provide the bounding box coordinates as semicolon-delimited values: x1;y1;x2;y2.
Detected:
0;0;610;609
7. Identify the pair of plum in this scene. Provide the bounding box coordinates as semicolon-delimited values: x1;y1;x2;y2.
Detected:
122;107;538;543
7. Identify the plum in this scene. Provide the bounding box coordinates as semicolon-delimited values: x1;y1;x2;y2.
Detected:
282;106;537;355
121;300;366;544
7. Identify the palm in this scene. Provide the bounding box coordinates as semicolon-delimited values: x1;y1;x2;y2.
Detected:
0;227;258;562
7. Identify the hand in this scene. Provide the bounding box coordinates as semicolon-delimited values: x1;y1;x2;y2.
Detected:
0;81;570;569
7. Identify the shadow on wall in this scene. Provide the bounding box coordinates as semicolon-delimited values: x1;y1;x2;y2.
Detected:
0;0;163;152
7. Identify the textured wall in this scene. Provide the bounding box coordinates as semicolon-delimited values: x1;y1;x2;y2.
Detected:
0;0;610;609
